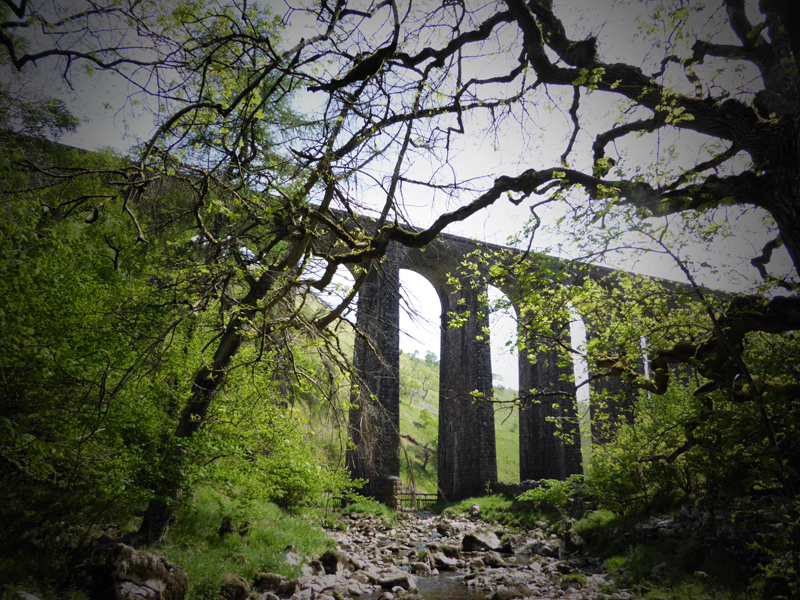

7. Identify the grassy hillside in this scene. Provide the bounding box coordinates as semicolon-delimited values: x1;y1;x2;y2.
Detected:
398;351;520;493
493;386;520;484
298;295;522;495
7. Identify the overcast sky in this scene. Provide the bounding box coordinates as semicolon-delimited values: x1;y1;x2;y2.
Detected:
21;0;794;393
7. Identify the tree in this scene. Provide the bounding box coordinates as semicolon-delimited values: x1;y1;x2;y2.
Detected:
3;0;800;543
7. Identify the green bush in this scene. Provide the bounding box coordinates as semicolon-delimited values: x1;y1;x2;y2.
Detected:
516;475;582;515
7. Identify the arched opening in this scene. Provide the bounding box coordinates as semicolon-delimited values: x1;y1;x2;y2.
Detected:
488;285;520;483
397;270;441;494
298;262;358;472
569;309;591;472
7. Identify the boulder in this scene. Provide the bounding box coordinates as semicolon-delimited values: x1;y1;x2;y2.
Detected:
219;573;249;600
352;571;372;584
528;538;560;558
378;570;417;590
253;573;298;597
283;545;303;566
505;533;534;554
462;529;502;552
302;559;325;577
564;529;585;553
489;583;534;600
320;550;352;575
439;544;462;559
106;543;188;600
482;551;505;568
410;561;431;576
430;551;458;571
436;521;455;537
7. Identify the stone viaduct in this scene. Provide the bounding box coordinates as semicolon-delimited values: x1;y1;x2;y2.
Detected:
338;215;635;502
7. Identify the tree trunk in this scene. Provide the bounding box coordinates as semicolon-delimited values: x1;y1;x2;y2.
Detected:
768;167;800;275
134;277;278;544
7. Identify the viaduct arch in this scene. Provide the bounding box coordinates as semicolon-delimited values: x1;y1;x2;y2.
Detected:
340;219;631;501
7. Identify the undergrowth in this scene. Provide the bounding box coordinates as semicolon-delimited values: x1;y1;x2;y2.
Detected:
577;510;751;600
160;487;334;598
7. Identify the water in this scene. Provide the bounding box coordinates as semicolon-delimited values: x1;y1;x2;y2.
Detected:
414;572;486;600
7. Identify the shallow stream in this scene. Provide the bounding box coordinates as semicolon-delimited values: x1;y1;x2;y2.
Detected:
414;572;485;600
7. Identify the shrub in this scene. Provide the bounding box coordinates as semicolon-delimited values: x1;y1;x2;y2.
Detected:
516;475;582;516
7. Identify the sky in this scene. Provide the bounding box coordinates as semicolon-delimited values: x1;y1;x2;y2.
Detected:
12;0;794;394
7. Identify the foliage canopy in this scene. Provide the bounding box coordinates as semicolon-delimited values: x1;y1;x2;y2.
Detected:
1;0;800;580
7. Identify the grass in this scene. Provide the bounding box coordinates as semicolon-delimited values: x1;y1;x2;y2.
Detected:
159;487;334;599
340;500;398;522
573;508;631;549
0;485;335;600
494;388;520;484
399;351;441;493
436;494;559;529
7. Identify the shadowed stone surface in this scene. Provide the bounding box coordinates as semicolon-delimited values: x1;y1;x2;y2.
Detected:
337;213;703;500
346;241;406;496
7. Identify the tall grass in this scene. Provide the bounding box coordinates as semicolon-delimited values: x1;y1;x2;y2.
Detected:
160;487;334;598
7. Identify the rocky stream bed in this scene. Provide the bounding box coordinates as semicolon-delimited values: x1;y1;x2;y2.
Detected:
248;508;625;600
74;506;632;600
71;495;772;600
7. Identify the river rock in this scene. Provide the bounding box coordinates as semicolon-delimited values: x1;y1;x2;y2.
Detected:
378;570;417;590
105;543;188;600
320;550;350;575
505;533;536;554
436;521;456;537
482;551;505;568
564;529;585;553
489;583;535;600
284;545;303;566
352;570;372;584
411;561;432;576
430;551;458;570
286;501;638;600
294;588;313;600
301;560;325;577
462;529;502;552
220;573;249;600
253;573;298;597
440;544;462;559
528;538;561;558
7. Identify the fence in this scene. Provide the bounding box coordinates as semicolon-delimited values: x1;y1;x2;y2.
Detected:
400;492;438;510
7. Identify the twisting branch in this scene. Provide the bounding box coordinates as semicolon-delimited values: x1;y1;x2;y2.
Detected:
308;0;400;92
560;86;581;164
751;237;797;291
592;118;661;164
2;0;28;19
665;143;742;190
